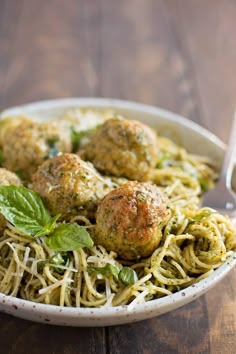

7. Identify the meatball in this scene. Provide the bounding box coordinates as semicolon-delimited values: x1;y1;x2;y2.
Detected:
0;167;22;186
32;153;112;219
0;116;72;181
0;168;22;231
79;117;159;181
0;116;31;147
95;181;171;260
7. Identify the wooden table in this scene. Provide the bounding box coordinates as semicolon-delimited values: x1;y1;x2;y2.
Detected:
0;0;236;353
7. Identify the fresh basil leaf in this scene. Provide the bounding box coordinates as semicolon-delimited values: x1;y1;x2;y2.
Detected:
47;214;61;229
34;214;61;237
50;253;69;265
0;185;55;236
46;223;94;251
88;265;138;285
119;267;138;285
38;253;70;274
87;264;119;281
0;149;3;166
38;253;68;267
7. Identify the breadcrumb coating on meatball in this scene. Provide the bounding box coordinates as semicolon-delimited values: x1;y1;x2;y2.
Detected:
31;153;113;220
0;116;72;181
0;168;22;186
95;181;171;260
79;117;159;181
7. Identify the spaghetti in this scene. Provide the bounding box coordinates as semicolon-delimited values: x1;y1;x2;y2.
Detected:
0;111;235;308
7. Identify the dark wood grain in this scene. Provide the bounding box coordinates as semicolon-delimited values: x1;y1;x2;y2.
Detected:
0;312;106;354
165;0;236;142
108;297;211;354
0;0;236;353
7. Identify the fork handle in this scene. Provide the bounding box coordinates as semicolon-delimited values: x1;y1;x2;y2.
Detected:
221;110;236;188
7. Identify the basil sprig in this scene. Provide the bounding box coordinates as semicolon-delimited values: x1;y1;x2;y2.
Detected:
119;267;138;285
0;186;58;237
88;264;120;281
38;253;70;274
39;253;69;267
88;265;138;286
0;186;93;251
46;223;93;251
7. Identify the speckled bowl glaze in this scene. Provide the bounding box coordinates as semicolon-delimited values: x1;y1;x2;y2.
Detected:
0;98;235;327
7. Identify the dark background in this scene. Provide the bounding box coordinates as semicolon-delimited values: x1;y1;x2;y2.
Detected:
0;1;236;353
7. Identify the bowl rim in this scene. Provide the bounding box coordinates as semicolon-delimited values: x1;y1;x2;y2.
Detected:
1;97;226;151
0;97;235;320
0;254;235;318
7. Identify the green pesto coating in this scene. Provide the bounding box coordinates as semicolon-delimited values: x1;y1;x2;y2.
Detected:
80;117;159;181
95;181;171;260
0;116;72;181
32;153;112;220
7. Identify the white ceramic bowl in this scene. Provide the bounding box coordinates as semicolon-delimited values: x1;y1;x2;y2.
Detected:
0;98;235;327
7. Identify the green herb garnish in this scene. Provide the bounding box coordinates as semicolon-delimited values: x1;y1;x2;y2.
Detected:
38;253;69;267
46;223;93;251
0;185;93;251
0;186;58;237
88;265;138;286
119;267;138;285
38;253;70;274
88;264;119;281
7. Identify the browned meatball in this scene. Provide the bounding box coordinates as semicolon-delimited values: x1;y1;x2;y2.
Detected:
0;168;22;186
95;181;171;260
0;116;30;147
31;153;112;219
0;168;22;231
1;116;72;181
79;117;159;181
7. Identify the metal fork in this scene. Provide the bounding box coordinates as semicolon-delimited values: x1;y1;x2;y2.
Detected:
203;111;236;216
